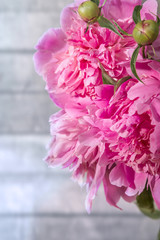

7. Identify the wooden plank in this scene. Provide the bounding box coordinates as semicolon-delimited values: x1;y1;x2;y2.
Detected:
0;215;158;240
0;0;72;12
0;1;159;50
0;135;145;214
0;13;62;50
0;0;159;13
0;218;22;240
0;54;45;92
0;93;59;134
0;135;69;174
0;173;140;214
30;216;159;240
0;135;51;173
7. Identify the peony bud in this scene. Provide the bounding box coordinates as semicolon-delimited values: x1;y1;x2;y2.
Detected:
133;20;159;46
78;1;100;24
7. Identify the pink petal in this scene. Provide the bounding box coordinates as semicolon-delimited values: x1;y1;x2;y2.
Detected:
35;28;66;52
141;0;157;21
103;171;122;209
33;28;66;75
150;177;160;209
109;164;134;188
125;172;147;196
85;165;106;213
150;124;160;156
104;0;141;21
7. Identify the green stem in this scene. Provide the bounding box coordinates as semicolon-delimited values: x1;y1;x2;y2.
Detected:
114;76;131;93
142;46;146;59
101;0;107;8
112;20;133;36
131;45;144;83
151;45;157;57
85;24;89;33
136;186;160;220
99;62;116;85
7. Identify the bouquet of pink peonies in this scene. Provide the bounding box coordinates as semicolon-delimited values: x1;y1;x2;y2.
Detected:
34;0;160;235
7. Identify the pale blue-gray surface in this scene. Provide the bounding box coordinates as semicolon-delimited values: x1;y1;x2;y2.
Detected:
0;0;160;239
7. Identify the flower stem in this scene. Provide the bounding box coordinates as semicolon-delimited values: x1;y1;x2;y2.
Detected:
99;62;116;85
142;46;146;58
114;76;131;93
151;45;157;57
101;0;107;8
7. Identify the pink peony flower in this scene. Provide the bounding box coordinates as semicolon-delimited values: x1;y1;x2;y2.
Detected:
34;0;149;109
126;69;160;210
128;68;160;124
33;0;160;213
106;79;160;209
45;80;160;212
45;102;136;212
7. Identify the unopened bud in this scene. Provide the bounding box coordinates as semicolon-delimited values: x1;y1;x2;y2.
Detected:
133;20;159;46
78;1;100;24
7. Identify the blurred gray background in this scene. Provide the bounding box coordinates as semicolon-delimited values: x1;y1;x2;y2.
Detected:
0;0;160;239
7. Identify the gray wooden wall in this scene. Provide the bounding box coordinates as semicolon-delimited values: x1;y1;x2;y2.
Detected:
0;0;160;239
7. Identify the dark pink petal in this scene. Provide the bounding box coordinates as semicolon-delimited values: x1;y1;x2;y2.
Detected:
125;172;147;196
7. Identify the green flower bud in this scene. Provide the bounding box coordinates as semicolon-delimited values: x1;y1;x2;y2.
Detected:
133;20;159;46
78;1;100;24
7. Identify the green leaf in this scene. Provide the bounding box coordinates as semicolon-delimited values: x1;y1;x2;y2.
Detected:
157;230;160;240
114;76;131;92
112;20;132;36
91;0;99;6
142;46;146;59
131;45;143;83
139;209;160;219
132;5;142;24
97;16;124;39
136;186;154;210
85;25;89;33
100;0;107;8
102;75;111;84
157;16;160;26
99;62;116;85
136;186;160;219
151;44;156;57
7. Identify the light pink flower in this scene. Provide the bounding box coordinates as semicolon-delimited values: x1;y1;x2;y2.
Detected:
128;69;160;124
45;81;160;211
33;0;158;110
34;0;147;109
34;0;160;212
34;23;129;109
45;103;136;212
126;70;160;209
107;80;160;208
